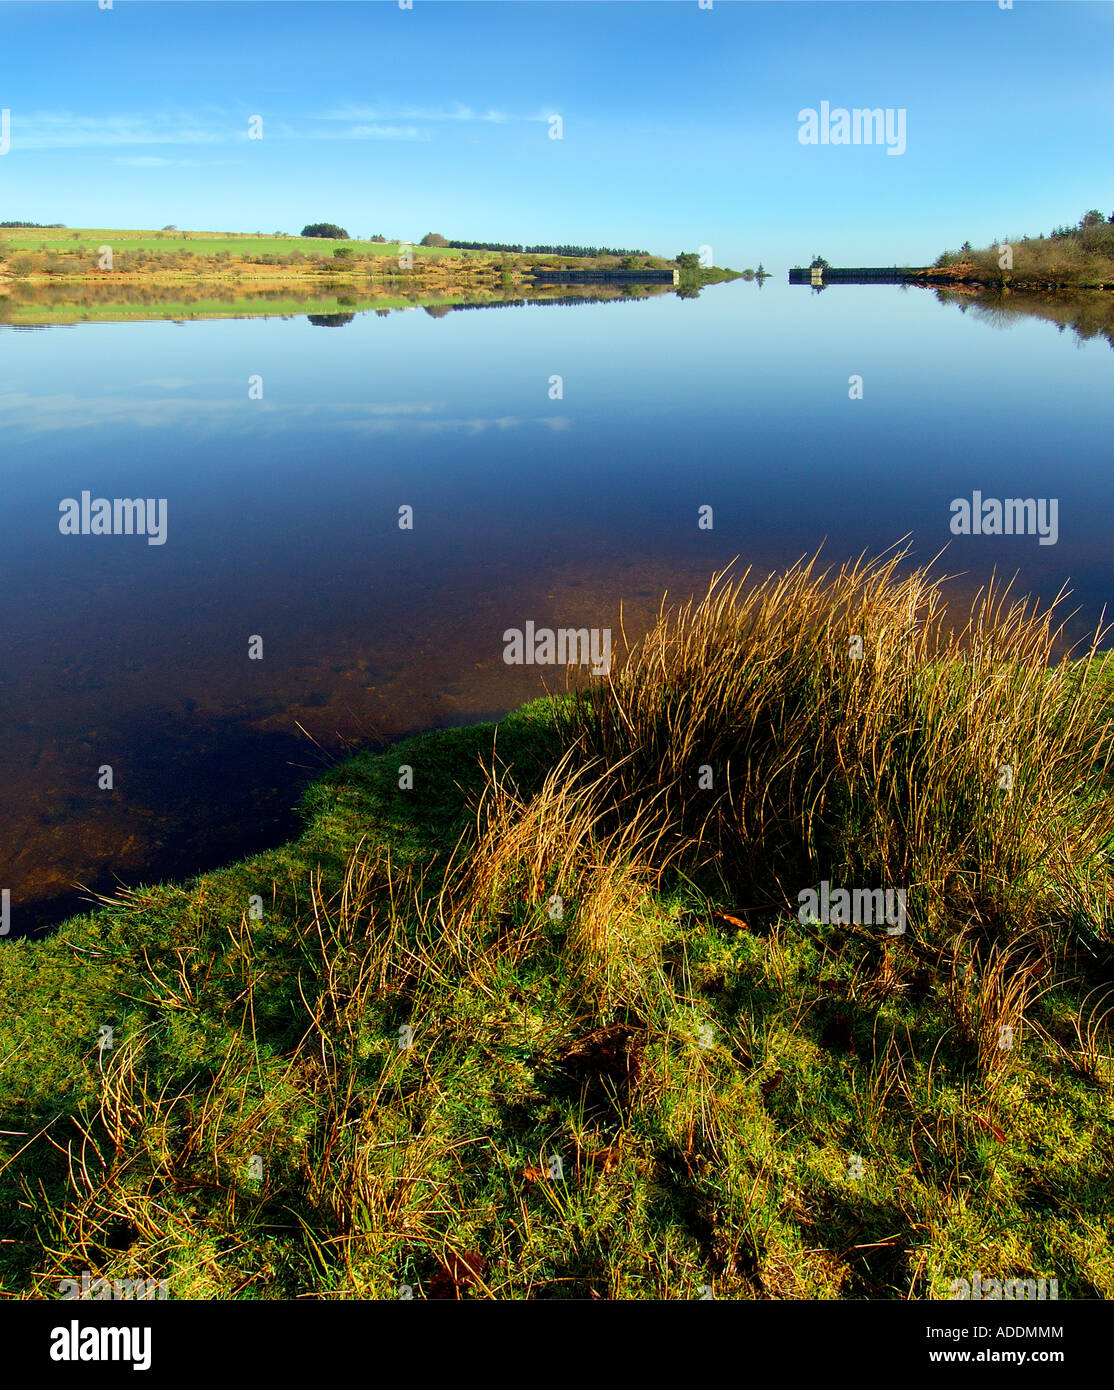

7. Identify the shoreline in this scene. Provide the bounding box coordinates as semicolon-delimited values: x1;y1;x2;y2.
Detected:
3;557;1112;1300
791;264;1114;292
0;280;679;327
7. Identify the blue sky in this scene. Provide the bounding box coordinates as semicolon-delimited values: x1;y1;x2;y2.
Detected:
1;0;1111;266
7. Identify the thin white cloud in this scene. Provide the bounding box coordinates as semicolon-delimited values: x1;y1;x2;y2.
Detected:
10;112;226;151
113;156;204;167
312;103;511;125
234;117;430;143
342;125;430;142
8;105;511;154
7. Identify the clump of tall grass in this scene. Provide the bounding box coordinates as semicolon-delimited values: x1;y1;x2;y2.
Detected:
943;927;1053;1084
560;549;1114;953
441;750;678;1011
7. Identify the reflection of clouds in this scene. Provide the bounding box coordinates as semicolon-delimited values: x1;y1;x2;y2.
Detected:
346;413;517;436
139;377;211;390
325;412;573;437
307;410;572;437
0;391;242;431
0;392;572;438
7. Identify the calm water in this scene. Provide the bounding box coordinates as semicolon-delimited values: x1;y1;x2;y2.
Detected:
3;278;1113;931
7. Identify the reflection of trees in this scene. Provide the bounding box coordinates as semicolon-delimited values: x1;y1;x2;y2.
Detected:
0;278;673;327
936;287;1114;352
445;289;668;312
960;301;1016;331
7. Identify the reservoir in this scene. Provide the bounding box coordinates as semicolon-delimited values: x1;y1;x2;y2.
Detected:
2;276;1111;931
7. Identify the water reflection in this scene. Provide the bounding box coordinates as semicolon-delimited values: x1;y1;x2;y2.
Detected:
2;277;1110;933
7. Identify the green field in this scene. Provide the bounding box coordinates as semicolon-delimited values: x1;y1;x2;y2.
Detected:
0;227;488;260
0;231;749;302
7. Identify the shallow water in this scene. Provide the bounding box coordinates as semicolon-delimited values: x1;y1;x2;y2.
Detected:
2;278;1111;932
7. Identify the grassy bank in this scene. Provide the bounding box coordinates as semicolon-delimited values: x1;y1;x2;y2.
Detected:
2;553;1112;1300
0;226;742;297
0;227;481;263
931;209;1114;290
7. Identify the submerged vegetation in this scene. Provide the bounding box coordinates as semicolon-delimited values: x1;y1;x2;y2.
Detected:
2;552;1112;1299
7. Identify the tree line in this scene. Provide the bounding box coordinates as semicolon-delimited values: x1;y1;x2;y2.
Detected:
1047;209;1114;239
441;239;650;258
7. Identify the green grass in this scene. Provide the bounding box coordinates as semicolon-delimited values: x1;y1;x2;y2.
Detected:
0;229;743;288
2;557;1111;1301
0;228;485;260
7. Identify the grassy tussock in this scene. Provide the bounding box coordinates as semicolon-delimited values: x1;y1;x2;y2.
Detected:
561;551;1114;952
2;556;1112;1300
453;752;676;1011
